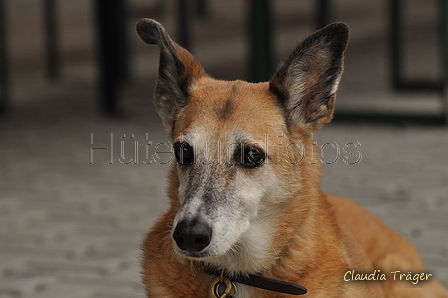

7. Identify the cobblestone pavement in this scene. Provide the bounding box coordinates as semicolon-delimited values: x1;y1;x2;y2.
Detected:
1;0;447;297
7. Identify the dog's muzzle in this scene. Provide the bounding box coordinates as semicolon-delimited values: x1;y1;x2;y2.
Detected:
173;218;212;253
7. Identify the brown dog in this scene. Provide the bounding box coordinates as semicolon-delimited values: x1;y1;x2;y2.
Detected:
136;19;448;298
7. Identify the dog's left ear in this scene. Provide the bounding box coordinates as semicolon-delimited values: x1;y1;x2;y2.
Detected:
136;18;206;134
270;23;349;132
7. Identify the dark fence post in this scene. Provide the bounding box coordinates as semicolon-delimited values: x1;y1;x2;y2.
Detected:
44;0;60;79
0;0;8;113
248;0;274;83
94;0;129;114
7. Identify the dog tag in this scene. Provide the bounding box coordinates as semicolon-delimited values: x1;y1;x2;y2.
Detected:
208;275;233;298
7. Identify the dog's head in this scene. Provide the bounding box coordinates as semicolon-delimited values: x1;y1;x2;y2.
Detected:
137;19;349;273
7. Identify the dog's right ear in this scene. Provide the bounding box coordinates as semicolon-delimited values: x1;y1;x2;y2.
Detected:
136;19;206;134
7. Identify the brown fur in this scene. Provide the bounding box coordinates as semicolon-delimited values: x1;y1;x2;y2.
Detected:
137;19;448;298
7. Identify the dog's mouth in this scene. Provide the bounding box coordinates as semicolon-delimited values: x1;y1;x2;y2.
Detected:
174;248;216;259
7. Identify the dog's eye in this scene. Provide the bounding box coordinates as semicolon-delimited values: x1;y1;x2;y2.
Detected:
242;146;265;168
174;143;195;165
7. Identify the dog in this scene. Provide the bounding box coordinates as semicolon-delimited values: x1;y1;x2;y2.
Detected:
136;18;448;298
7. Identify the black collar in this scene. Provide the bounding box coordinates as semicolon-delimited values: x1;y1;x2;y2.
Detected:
207;267;307;295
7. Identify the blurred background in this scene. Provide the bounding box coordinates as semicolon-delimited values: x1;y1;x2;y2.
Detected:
0;0;447;297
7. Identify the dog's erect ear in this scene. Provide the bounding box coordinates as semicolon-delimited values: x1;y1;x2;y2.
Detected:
136;18;205;133
269;23;349;132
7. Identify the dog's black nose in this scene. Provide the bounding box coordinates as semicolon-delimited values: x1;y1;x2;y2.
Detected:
173;218;212;253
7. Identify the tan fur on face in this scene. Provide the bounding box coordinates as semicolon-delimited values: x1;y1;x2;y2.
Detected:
174;79;286;140
169;79;308;272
